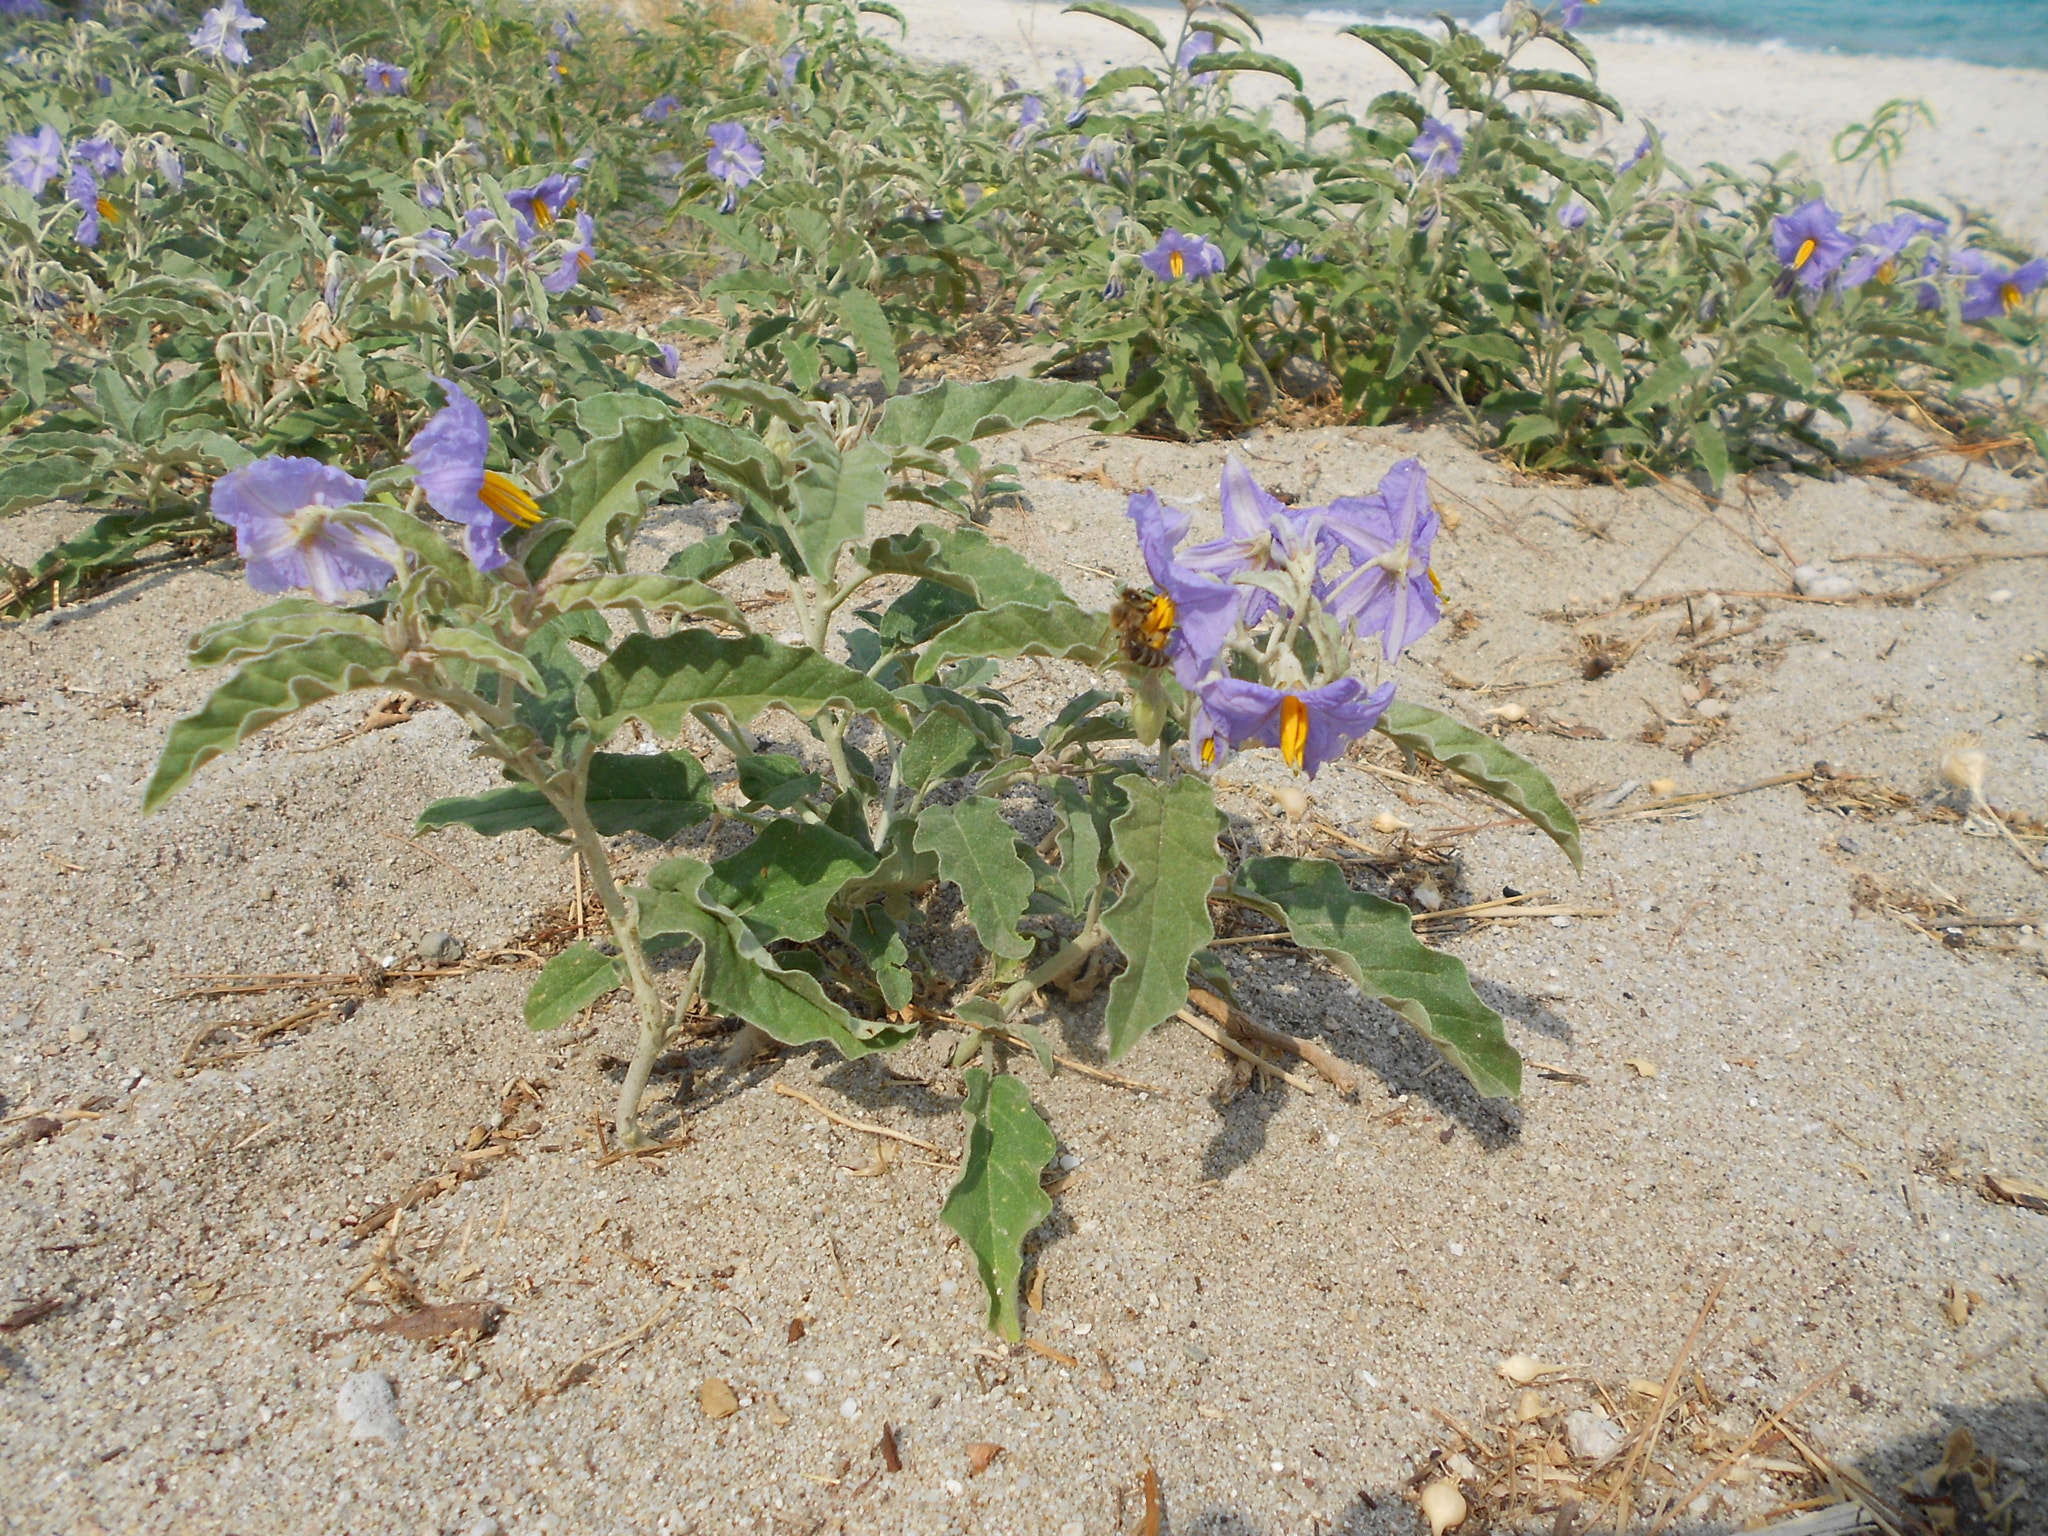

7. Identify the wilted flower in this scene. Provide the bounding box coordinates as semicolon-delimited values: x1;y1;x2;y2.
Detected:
643;93;679;122
1125;489;1242;686
1411;117;1463;179
542;211;597;294
1056;62;1089;127
1141;228;1225;284
74;137;122;178
1952;249;2047;321
1078;134;1117;180
1840;213;1945;289
706;121;763;213
1197;675;1397;779
414;178;443;208
5;124;62;197
408;377;543;573
1010;96;1045;150
188;0;266;64
209;457;398;604
1557;197;1590;231
648;342;682;378
155;142;185;191
505;173;578;241
1317;458;1445;658
1176;30;1217;83
362;59;409;96
1102;267;1127;302
66;164;108;247
1618;133;1652;173
1771;199;1855;291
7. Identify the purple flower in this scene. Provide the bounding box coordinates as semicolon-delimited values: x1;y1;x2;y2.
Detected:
505;173;578;241
1840;213;1945;290
1557;197;1590;231
1197;675;1397;779
1953;250;2048;322
541;210;596;294
454;206;508;263
1078;135;1117;180
1056;62;1089;127
1174;455;1314;632
66;165;105;247
74;137;122;178
1010;96;1045;150
649;342;682;378
414;179;443;208
767;49;803;95
1177;30;1217;83
1125;489;1241;686
707;121;763;213
6;125;63;197
1141;228;1225;284
362;59;409;96
189;0;266;64
407;377;543;573
1102;269;1127;302
1618;133;1652;174
1770;199;1855;291
1559;0;1595;26
1411;117;1463;179
209;458;398;604
644;93;679;122
1316;458;1445;658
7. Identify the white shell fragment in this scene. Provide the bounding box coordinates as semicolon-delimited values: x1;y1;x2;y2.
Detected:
1495;1353;1555;1386
1566;1408;1628;1465
1274;786;1309;822
1791;564;1857;599
336;1371;405;1447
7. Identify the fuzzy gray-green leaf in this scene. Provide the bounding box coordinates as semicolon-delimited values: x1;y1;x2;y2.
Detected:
912;602;1112;682
1101;774;1225;1059
417;751;715;840
914;798;1036;960
1233;856;1521;1099
872;377;1116;453
525;942;624;1030
702;820;879;943
941;1069;1056;1340
790;436;888;581
579;631;912;742
1374;701;1581;870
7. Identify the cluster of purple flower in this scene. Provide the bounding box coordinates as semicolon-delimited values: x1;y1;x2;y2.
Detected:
2;125;164;248
1124;457;1444;778
208;379;545;601
1772;200;2044;320
441;174;598;294
706;122;763;213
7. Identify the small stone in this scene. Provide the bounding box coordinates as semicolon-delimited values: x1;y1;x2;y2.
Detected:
1548;915;1572;929
1566;1408;1627;1465
1977;508;2013;535
335;1371;405;1447
1792;564;1857;598
840;1397;860;1420
461;1520;500;1536
802;1367;825;1386
700;1378;740;1419
1988;588;2013;604
937;1279;957;1299
1273;786;1308;822
417;932;464;966
1648;778;1678;796
66;1023;92;1045
1692;697;1729;719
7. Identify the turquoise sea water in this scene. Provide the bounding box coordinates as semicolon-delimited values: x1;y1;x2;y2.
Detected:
1250;0;2048;71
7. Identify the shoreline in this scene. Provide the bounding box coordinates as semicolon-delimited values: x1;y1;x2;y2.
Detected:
884;0;2048;244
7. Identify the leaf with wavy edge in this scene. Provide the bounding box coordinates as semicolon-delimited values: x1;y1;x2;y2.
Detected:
790;436;888;581
424;623;545;696
417;750;715;840
942;1069;1056;1341
1062;0;1166;51
144;633;403;812
547;574;744;628
915;798;1035;960
188;599;383;668
701;820;878;944
1374;701;1581;870
539;401;693;575
1232;856;1521;1099
913;602;1112;682
525;942;624;1030
579;631;912;743
861;523;1072;610
873;377;1116;454
1101;774;1225;1059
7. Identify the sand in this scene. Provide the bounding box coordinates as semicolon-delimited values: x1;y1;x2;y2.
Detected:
888;0;2048;245
2;8;2047;1536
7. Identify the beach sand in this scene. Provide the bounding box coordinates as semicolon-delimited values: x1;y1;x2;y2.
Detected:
1;8;2046;1536
889;0;2048;244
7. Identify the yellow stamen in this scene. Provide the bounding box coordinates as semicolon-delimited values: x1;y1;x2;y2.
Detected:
1200;735;1217;766
96;197;118;223
1793;237;1817;270
1142;591;1176;649
2001;282;2023;313
1279;695;1309;773
1169;249;1185;280
1427;567;1442;597
533;202;554;230
479;469;542;528
1877;259;1897;284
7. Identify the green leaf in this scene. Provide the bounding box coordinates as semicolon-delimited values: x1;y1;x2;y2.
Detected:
700;820;878;943
790;436;888;580
144;634;402;813
547;574;745;627
1692;417;1730;489
634;858;910;1058
1182;50;1304;89
186;599;383;668
941;1068;1057;1341
1051;776;1109;913
914;798;1036;960
663;519;781;583
579;631;913;743
1374;701;1581;869
539;400;692;575
1083;64;1166;99
830;288;901;396
1062;0;1167;51
1499;413;1560;449
862;523;1073;609
417;751;715;840
1100;774;1224;1059
897;707;992;791
873;377;1116;453
913;602;1112;682
524;942;625;1030
1342;23;1435;83
849;904;913;1012
735;752;822;808
1232;857;1520;1099
423;623;546;696
1506;68;1622;118
0;454;109;515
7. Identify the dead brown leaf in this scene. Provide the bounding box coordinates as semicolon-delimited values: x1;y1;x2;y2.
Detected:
1141;1460;1163;1536
880;1421;903;1472
1983;1173;2048;1213
967;1441;1003;1476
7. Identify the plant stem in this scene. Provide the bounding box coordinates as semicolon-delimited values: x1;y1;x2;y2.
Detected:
999;889;1108;1018
615;952;702;1149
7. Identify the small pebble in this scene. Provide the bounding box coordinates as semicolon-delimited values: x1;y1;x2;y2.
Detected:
66;1023;92;1044
1988;588;2012;604
1273;785;1308;822
1649;777;1677;795
802;1367;825;1386
1566;1408;1627;1465
461;1520;500;1536
418;932;465;966
335;1371;405;1447
1692;698;1729;719
1977;508;2012;534
840;1397;860;1420
1549;915;1572;929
